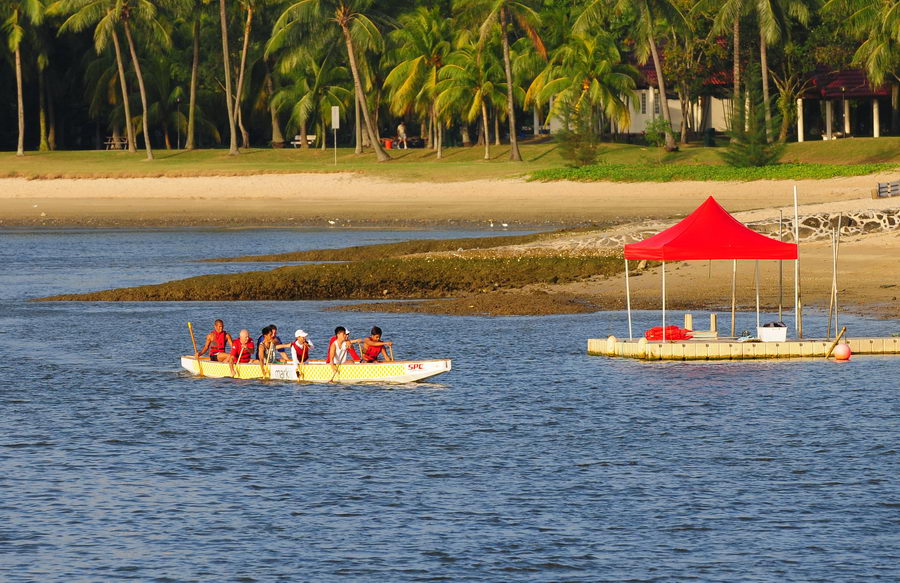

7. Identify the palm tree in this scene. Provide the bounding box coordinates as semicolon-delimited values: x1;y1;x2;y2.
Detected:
580;0;684;151
454;0;546;161
526;32;637;134
383;6;453;157
825;0;899;95
183;0;204;150
3;0;44;156
273;52;351;148
53;0;134;152
56;0;166;159
233;0;265;148
219;0;238;154
270;0;390;161
436;41;505;159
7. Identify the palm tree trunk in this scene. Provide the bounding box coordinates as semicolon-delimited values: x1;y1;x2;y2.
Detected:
461;123;471;147
219;0;239;155
760;26;771;142
500;7;522;161
354;91;362;153
110;28;136;153
436;116;443;159
340;24;390;161
265;70;284;147
186;11;200;150
646;26;676;151
38;67;49;152
234;6;253;148
494;110;500;146
48;77;56;150
733;15;741;125
15;46;25;156
481;100;490;160
299;122;308;149
892;83;899;135
122;20;153;160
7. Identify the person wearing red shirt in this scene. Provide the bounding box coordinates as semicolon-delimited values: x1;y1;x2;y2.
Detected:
361;326;393;362
230;329;255;364
198;319;234;362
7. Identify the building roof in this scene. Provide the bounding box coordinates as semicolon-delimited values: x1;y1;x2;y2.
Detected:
801;68;889;99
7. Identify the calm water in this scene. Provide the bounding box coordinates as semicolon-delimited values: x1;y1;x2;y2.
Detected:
1;228;898;582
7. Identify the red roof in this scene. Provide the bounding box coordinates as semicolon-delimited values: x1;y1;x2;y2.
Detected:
802;68;889;99
624;197;798;261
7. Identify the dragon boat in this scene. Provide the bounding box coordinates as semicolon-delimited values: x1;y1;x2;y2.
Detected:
180;356;452;384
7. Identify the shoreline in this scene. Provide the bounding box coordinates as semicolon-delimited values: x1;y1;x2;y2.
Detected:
2;171;897;228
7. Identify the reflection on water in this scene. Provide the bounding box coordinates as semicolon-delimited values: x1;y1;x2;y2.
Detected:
0;228;898;582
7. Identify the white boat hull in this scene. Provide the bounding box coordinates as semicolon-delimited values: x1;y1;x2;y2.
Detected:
180;356;451;384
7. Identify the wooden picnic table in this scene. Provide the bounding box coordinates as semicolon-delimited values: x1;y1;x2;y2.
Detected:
104;137;128;150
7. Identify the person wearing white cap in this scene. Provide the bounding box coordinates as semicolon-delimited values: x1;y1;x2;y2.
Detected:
290;329;315;364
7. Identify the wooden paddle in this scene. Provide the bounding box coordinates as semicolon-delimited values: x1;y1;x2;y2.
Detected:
388;345;394;362
187;322;204;377
232;344;245;378
825;326;847;358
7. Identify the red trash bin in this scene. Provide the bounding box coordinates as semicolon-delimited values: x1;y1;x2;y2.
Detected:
383;138;393;149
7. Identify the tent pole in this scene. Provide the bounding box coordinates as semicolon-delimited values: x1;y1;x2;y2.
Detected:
778;210;783;322
835;214;841;335
827;228;835;338
662;262;666;342
755;259;760;331
625;258;633;340
730;259;736;337
793;186;801;338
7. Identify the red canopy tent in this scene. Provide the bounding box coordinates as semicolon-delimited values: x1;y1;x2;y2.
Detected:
624;196;797;261
620;196;798;340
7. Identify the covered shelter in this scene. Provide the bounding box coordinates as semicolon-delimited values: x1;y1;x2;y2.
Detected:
797;68;896;140
623;196;798;340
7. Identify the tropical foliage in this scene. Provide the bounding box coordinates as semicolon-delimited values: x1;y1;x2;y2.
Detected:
1;0;897;157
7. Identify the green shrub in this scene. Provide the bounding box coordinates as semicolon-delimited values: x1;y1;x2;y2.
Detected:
721;64;785;167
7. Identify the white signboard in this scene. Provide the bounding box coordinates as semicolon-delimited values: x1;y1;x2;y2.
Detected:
331;106;340;129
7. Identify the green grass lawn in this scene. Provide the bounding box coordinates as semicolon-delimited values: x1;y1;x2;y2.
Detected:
2;136;898;182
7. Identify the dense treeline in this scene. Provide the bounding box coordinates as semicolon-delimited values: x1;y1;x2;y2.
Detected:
1;0;897;159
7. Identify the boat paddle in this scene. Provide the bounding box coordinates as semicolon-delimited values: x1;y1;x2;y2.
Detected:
232;345;245;378
187;322;204;377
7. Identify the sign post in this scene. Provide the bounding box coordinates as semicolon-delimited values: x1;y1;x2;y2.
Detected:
331;106;340;165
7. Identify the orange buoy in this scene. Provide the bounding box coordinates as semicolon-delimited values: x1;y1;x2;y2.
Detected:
833;343;852;361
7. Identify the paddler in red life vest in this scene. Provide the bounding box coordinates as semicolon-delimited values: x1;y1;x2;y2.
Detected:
291;329;314;364
229;329;255;373
361;326;393;362
199;319;234;362
327;326;361;370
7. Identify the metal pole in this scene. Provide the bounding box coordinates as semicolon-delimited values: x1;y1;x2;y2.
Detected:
730;259;736;337
625;258;633;340
755;259;760;331
333;128;338;165
793;186;801;337
662;262;666;342
835;214;841;334
778;210;783;321
827;228;836;338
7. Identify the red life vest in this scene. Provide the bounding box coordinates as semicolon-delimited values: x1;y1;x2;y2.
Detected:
231;339;254;363
210;330;228;355
363;342;382;362
292;341;310;362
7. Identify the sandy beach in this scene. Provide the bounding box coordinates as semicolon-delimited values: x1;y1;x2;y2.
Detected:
2;171;897;227
8;171;898;319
